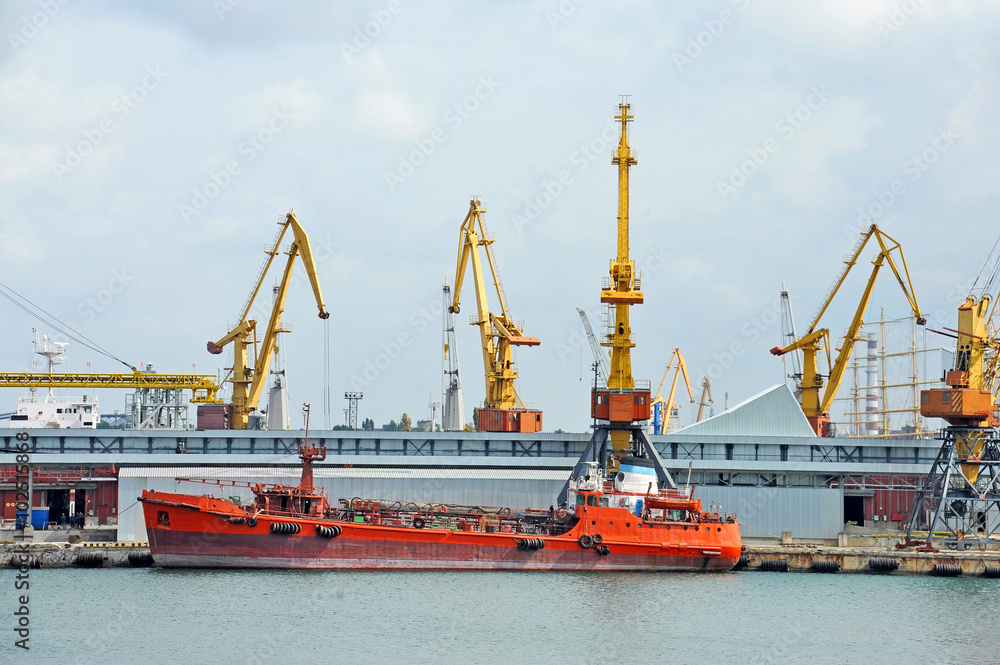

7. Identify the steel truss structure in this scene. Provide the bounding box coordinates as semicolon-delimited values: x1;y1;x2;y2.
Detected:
903;427;1000;549
557;423;675;504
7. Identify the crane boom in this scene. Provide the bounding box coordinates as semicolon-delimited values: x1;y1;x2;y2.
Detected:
208;211;329;429
576;308;610;385
696;377;713;422
770;224;925;436
0;372;221;402
450;199;541;431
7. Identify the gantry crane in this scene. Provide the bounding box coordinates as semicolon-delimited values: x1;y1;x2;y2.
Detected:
450;199;541;433
770;224;925;437
696;377;713;422
207;211;329;430
560;98;675;503
651;348;693;435
903;284;1000;549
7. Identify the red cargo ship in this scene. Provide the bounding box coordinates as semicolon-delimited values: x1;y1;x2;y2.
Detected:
139;443;741;571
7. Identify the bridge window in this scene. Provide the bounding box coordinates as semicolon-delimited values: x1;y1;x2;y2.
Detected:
586;495;598;507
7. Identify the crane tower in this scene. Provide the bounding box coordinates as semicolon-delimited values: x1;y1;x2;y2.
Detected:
442;280;465;430
559;99;675;502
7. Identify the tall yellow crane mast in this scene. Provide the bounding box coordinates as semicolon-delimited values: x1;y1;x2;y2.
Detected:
560;98;675;503
450;198;542;433
651;349;693;435
591;98;652;470
208;211;329;429
770;224;925;437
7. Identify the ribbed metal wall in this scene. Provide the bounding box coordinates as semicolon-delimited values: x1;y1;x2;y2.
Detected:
693;486;843;540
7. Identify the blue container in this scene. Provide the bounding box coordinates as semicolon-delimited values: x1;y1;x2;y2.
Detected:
634;499;643;517
31;507;49;530
15;511;27;530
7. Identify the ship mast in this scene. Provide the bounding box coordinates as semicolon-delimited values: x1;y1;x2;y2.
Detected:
297;403;326;493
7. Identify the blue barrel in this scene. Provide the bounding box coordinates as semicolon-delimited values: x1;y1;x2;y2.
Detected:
31;507;49;530
634;499;643;517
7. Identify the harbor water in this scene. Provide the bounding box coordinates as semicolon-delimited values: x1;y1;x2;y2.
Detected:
3;568;998;664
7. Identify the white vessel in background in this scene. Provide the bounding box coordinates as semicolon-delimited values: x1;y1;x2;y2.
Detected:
7;329;99;429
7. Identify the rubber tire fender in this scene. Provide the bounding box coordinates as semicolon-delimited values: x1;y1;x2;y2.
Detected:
592;533;603;545
578;534;593;549
413;517;426;529
246;516;258;528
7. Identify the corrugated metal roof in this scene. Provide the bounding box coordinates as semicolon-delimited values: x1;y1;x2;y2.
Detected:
120;466;569;481
670;384;816;438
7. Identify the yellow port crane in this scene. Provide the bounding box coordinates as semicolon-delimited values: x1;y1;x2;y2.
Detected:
559;98;674;502
651;349;693;435
920;294;1000;483
450;198;541;433
903;269;1000;548
770;224;925;437
208;211;329;429
696;377;713;422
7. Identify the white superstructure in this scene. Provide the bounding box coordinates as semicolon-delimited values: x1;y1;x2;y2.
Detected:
5;329;99;429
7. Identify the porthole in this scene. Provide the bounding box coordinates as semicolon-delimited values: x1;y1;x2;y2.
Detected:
626;523;631;528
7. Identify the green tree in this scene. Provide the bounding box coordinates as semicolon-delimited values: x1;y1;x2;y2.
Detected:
400;413;412;432
361;418;375;431
385;419;399;431
472;407;480;431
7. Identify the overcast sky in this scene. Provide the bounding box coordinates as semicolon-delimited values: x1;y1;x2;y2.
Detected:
1;1;997;432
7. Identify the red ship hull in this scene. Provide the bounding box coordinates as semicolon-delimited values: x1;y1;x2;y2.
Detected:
141;490;741;572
